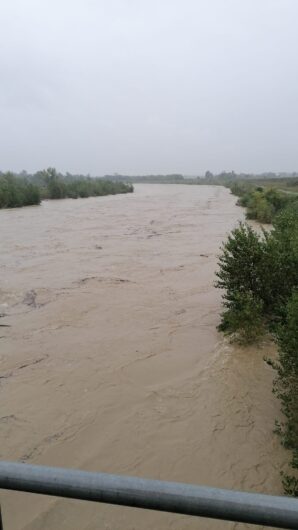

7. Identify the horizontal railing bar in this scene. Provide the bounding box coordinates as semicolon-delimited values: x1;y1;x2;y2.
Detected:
0;462;297;529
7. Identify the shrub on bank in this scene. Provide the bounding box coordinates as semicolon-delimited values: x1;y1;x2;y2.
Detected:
272;292;298;496
0;168;134;208
230;182;297;223
38;168;134;200
216;203;298;495
0;173;40;208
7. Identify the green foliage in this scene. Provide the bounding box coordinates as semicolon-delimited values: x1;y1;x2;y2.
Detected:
42;168;67;199
274;293;298;449
272;293;298;496
216;223;265;298
216;203;298;495
37;168;133;200
0;172;40;208
218;290;264;344
215;223;267;342
230;182;297;224
246;191;275;223
229;181;251;200
0;168;134;209
281;472;298;497
263;204;298;320
216;206;298;337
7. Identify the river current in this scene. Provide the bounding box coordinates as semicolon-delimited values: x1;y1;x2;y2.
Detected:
0;184;287;529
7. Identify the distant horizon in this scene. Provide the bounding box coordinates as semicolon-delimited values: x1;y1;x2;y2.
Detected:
1;167;298;178
1;1;298;175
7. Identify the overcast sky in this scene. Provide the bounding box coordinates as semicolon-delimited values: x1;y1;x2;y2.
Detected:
0;0;298;175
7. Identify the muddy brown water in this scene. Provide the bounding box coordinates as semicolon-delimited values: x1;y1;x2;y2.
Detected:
0;184;287;530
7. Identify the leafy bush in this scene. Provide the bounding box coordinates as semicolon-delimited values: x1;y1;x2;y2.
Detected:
0;168;134;208
215;223;266;318
216;203;298;495
270;292;298;496
230;182;297;223
281;472;298;497
38;168;133;200
0;173;40;208
274;294;298;447
218;290;264;344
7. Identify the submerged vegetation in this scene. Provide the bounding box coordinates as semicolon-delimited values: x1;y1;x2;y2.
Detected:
216;198;298;495
0;168;133;209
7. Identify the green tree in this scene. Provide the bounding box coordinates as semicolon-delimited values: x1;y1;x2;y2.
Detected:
215;223;264;297
215;223;266;341
219;290;264;343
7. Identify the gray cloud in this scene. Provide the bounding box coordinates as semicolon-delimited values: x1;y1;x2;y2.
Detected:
0;0;298;174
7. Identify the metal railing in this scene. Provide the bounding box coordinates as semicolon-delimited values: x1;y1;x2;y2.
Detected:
0;461;297;529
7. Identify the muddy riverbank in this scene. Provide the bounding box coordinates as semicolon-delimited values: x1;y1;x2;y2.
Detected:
0;184;287;529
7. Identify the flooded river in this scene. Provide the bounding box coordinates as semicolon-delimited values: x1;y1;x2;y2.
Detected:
0;184;287;530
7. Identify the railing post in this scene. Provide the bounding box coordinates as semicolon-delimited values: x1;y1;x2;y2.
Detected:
0;505;3;530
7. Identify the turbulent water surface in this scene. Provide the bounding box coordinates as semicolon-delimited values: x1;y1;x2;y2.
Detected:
0;184;287;530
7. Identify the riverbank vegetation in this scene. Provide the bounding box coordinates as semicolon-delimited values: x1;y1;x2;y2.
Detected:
216;199;298;495
0;173;41;208
229;181;297;223
0;168;133;209
104;170;298;188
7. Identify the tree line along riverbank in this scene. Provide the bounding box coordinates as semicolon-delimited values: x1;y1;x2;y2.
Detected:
229;180;298;223
216;184;298;495
0;168;134;209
